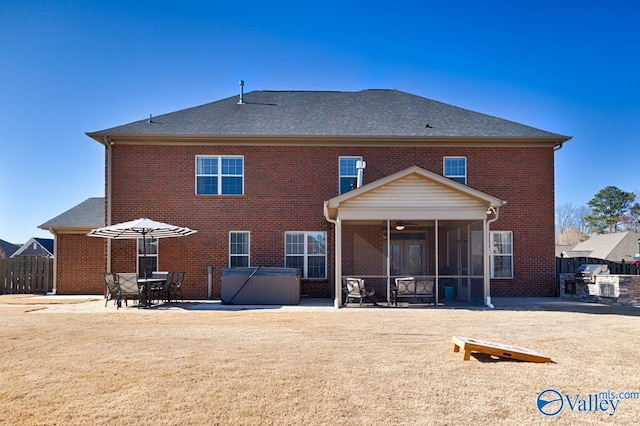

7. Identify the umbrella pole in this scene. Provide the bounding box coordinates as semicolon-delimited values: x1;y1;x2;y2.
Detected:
143;231;151;307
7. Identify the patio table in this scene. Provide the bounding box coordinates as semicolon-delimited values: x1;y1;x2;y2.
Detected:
137;278;166;307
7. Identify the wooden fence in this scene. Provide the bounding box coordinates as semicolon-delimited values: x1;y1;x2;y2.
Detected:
556;256;639;275
0;256;54;294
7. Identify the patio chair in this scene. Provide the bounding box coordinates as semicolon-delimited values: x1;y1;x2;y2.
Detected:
117;273;141;307
104;273;120;308
151;271;173;303
168;272;185;303
343;277;377;307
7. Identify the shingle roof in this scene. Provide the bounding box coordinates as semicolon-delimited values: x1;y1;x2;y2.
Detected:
0;239;21;258
39;197;105;229
565;231;640;262
87;89;569;141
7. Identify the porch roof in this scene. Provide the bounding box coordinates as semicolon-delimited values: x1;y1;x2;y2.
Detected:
324;166;505;221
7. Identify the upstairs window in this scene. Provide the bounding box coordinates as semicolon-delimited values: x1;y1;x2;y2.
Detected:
196;156;244;195
444;157;467;184
339;156;362;194
229;231;250;267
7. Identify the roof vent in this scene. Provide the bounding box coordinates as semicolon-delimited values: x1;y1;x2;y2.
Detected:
238;80;245;104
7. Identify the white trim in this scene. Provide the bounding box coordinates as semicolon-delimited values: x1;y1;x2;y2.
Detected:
338;156;362;194
195;155;244;195
137;238;158;276
443;156;467;184
229;231;250;267
490;231;514;279
284;231;327;279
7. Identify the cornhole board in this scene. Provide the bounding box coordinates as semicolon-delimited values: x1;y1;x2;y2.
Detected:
452;336;551;363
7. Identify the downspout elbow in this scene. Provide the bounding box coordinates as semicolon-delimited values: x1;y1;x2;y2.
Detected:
324;202;337;225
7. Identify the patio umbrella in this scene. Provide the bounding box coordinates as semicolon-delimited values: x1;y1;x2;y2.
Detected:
88;218;197;305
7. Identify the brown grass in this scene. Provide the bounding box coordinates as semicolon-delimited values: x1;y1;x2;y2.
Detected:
1;296;639;425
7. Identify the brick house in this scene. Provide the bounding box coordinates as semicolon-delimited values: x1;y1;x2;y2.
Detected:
43;89;570;305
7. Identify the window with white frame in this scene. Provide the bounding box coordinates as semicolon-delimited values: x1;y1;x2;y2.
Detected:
490;231;513;278
285;231;327;278
137;238;158;277
229;231;250;267
339;156;362;194
443;156;467;184
196;155;244;195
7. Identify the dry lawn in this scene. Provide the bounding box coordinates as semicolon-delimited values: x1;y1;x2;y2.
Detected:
1;296;639;425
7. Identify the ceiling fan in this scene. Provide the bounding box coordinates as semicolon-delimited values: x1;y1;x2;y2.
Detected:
394;221;418;231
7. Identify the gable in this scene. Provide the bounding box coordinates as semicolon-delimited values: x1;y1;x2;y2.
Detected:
326;166;504;221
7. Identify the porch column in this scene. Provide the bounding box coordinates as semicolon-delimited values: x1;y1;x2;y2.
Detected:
483;218;491;307
334;218;342;308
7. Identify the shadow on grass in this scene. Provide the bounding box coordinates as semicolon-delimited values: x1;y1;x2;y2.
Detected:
470;353;557;364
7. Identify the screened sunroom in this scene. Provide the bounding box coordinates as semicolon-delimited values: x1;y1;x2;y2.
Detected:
324;166;505;308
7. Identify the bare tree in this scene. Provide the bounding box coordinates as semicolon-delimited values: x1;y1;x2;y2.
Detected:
555;202;576;235
574;204;591;235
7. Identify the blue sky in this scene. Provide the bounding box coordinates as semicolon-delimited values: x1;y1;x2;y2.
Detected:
1;1;639;244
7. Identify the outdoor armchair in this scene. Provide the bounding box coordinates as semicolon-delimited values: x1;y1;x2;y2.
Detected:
343;277;377;307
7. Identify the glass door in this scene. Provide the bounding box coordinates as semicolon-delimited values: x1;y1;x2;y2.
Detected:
390;240;426;276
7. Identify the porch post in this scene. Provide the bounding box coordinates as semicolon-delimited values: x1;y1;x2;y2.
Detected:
334;218;342;309
483;218;491;307
386;219;391;304
435;219;439;306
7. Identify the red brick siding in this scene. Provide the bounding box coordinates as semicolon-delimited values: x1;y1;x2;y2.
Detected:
55;233;106;295
105;143;555;299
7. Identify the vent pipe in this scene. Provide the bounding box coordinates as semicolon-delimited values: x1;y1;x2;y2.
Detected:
356;160;366;188
238;80;245;104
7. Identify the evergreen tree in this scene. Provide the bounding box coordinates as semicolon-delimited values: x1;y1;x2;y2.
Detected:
585;186;635;234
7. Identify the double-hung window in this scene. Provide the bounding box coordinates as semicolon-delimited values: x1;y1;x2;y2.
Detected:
490;231;513;278
285;231;327;278
196;155;244;195
229;231;250;267
339;156;362;194
443;156;467;184
137;238;158;277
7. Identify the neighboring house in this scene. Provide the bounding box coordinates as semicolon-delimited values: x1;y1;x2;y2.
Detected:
45;88;571;304
39;197;105;294
561;231;640;262
0;239;21;259
11;238;54;258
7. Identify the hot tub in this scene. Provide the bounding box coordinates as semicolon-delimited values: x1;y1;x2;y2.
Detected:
221;267;301;305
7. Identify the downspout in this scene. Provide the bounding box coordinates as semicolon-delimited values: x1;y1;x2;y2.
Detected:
324;202;341;309
484;206;501;309
46;229;57;294
103;136;113;273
